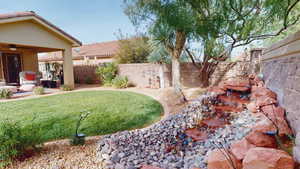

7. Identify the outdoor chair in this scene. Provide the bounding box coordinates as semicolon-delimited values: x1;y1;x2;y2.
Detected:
19;71;39;85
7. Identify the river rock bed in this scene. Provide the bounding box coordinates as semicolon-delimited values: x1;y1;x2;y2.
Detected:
97;94;258;169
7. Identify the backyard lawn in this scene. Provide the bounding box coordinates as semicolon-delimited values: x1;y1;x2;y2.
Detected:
0;91;163;142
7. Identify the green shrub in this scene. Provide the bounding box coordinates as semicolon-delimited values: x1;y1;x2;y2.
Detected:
0;89;12;99
95;63;118;86
60;85;73;91
0;120;43;167
112;76;129;89
33;87;45;95
84;76;94;84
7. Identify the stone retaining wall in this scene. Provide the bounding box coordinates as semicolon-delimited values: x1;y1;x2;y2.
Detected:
209;61;252;86
261;30;300;162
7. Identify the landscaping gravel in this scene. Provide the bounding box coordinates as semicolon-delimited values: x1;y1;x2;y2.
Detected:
97;94;259;169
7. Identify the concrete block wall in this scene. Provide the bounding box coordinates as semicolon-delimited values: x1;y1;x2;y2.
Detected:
117;63;202;88
261;30;300;162
118;62;250;88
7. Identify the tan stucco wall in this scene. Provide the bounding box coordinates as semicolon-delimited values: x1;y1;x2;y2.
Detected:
22;50;38;72
0;20;75;87
0;20;72;50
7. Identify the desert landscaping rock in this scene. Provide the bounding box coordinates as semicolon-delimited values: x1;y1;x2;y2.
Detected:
97;94;258;169
207;148;242;169
242;147;294;169
230;138;256;161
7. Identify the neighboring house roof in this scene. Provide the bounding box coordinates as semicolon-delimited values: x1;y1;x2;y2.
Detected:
38;40;120;62
0;11;81;47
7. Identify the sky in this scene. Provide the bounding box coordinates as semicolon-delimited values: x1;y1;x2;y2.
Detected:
0;0;136;44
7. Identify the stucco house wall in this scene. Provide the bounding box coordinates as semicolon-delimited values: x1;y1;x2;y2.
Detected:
0;11;81;87
0;20;72;50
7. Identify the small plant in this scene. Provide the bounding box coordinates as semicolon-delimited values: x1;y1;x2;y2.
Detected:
95;63;118;86
33;87;45;95
70;111;93;146
112;76;129;89
0;89;12;99
0;119;43;167
60;85;73;91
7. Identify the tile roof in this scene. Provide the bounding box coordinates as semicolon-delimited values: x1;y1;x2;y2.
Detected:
38;40;120;62
0;11;81;46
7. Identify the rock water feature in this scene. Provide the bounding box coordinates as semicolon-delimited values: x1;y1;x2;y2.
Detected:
97;75;295;169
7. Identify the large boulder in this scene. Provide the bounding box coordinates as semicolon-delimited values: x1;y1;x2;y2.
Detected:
260;105;293;136
230;138;256;161
255;95;277;107
207;149;242;169
219;80;251;92
252;118;277;134
208;86;226;95
246;102;258;113
245;131;277;148
251;86;277;100
243;147;294;169
249;74;264;87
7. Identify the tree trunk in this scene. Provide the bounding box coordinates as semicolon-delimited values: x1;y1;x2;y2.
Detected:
199;61;218;88
199;68;210;88
164;30;186;92
172;56;181;91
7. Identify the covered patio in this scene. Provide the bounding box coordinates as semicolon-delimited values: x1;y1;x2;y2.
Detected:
0;11;81;90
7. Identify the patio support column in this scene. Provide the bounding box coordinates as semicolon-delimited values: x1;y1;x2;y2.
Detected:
62;48;74;88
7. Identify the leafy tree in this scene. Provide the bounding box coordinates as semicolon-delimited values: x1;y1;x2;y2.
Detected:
124;0;300;88
148;38;191;64
124;0;197;91
184;0;300;87
114;32;151;64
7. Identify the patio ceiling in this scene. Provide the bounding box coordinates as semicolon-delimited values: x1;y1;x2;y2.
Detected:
0;43;62;53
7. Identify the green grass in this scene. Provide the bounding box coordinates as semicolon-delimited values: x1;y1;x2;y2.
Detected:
0;91;163;142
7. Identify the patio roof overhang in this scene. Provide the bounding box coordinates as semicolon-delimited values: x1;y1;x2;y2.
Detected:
0;11;80;88
0;11;81;47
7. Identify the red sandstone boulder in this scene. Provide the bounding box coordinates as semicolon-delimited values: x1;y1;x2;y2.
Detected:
255;95;277;107
207;149;242;169
260;105;293;136
251;86;277;100
242;147;294;169
214;105;244;113
245;131;277;148
261;104;278;119
230;138;256;161
246;102;258;113
208;86;226;95
253;118;277;134
249;74;264;87
201;116;229;129
220;80;251;92
185;128;208;141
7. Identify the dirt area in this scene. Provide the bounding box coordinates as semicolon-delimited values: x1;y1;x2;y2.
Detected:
4;85;205;169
